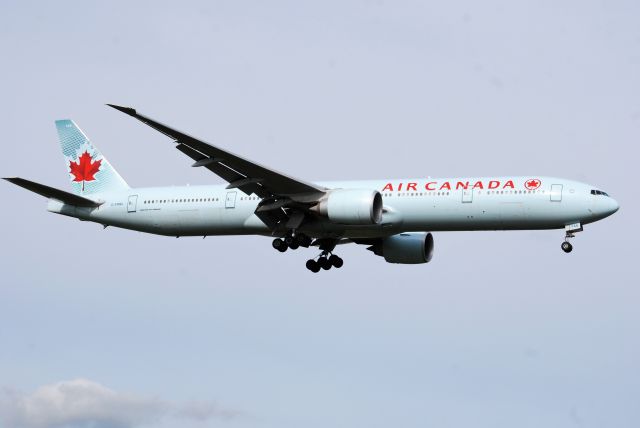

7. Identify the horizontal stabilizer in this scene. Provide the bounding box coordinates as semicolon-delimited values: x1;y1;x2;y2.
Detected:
3;177;102;207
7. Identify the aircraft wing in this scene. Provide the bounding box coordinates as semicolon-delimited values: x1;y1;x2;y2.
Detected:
107;104;326;201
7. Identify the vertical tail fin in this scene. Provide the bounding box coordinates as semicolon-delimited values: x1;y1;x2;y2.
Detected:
56;120;129;195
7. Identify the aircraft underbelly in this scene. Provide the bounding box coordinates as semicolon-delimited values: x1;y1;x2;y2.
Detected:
380;197;579;232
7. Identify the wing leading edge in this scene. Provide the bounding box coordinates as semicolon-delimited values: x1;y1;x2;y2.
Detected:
106;104;326;202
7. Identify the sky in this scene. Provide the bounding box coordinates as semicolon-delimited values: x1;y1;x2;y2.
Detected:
0;0;638;427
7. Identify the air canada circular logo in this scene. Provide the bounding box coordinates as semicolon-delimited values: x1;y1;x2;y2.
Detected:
524;178;541;190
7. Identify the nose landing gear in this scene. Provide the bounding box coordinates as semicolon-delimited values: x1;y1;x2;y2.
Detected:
561;223;582;253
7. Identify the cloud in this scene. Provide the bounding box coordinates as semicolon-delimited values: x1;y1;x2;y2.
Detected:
0;379;238;428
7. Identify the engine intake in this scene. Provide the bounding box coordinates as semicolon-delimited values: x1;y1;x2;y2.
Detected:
312;189;383;225
369;232;434;264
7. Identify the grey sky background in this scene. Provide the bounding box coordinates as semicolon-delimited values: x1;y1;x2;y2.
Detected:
0;1;638;427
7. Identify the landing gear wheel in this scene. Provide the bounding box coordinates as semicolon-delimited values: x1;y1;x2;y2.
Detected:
293;234;310;248
318;257;332;270
561;241;573;253
285;233;301;249
329;254;343;268
306;259;320;273
272;238;287;252
299;235;313;248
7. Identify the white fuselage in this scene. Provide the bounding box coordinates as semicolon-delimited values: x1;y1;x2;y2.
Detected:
47;176;619;239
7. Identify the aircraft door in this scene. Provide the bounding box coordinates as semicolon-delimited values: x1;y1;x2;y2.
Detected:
225;191;237;208
127;195;138;212
550;184;563;202
461;188;473;203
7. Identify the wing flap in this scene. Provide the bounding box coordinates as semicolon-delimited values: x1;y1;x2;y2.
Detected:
175;143;266;197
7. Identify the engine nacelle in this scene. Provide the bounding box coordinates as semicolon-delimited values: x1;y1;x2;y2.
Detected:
312;189;383;225
369;232;434;264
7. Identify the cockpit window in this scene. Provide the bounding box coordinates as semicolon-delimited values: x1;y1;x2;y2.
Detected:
591;189;610;197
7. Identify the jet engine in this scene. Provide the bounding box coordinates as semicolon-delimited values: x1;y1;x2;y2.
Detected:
368;232;434;264
311;189;383;225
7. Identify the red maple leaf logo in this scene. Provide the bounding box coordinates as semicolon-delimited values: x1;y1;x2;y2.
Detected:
69;151;102;191
525;179;541;190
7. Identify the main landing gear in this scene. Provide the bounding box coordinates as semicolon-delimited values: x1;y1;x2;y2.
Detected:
305;252;343;273
273;233;343;272
272;232;312;253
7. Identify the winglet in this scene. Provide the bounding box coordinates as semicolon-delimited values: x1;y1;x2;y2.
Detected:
106;103;137;116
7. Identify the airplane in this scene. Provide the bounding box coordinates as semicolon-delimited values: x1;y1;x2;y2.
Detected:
4;104;619;272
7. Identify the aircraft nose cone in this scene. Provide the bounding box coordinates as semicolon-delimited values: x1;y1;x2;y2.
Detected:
609;198;620;215
603;197;619;217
